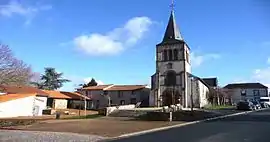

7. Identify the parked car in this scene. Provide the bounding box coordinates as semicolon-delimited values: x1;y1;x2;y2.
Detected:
251;100;262;110
260;102;270;108
260;97;270;107
236;101;255;111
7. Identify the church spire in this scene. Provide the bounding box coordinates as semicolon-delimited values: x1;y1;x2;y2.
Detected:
162;0;184;42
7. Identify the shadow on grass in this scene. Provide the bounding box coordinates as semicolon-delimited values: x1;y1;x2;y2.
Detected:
62;114;103;120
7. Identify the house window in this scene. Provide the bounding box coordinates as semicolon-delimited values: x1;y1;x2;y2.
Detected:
168;49;173;61
130;98;136;104
118;91;123;98
253;90;260;96
253;90;260;101
96;100;100;109
103;91;108;95
109;100;112;105
167;63;173;69
120;100;125;105
173;49;178;60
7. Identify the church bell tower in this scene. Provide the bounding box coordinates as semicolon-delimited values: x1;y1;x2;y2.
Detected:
150;0;191;107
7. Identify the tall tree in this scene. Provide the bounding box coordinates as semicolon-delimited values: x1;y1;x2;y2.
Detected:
0;44;33;86
33;67;70;90
80;78;98;88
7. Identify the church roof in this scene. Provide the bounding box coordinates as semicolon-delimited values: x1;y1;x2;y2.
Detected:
202;78;218;87
160;10;184;45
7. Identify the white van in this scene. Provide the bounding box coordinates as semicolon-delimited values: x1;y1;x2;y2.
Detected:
260;97;270;106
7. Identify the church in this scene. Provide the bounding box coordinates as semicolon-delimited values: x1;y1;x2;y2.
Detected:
149;5;216;108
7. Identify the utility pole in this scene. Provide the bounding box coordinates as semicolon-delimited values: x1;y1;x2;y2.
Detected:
84;94;87;116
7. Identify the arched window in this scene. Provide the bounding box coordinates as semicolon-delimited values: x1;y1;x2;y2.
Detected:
165;70;176;86
174;49;178;60
168;49;173;61
163;50;168;61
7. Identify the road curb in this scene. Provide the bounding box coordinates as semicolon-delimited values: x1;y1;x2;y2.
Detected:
108;108;268;141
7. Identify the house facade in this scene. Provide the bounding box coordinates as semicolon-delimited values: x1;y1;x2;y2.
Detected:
0;85;49;118
224;83;268;104
149;5;211;108
79;85;150;109
44;90;91;109
0;85;91;118
0;93;48;118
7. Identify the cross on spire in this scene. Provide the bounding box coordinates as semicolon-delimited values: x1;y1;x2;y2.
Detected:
170;0;175;11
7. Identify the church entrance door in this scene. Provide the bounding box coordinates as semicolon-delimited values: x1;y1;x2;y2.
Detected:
162;88;181;106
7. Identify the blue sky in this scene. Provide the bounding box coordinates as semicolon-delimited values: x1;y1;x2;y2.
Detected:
0;0;270;91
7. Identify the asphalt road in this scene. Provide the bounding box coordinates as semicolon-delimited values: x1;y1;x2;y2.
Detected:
108;109;270;142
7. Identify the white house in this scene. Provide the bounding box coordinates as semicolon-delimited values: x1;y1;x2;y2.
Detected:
223;83;268;104
0;93;48;118
149;7;212;108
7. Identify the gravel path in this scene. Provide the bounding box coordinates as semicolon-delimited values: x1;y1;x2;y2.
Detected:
0;130;107;142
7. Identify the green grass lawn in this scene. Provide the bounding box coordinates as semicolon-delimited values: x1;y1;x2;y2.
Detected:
62;114;103;119
205;105;235;110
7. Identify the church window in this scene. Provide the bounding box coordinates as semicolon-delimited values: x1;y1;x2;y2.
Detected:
167;63;173;69
173;49;178;60
186;51;189;62
168;49;173;61
165;70;176;86
163;50;168;61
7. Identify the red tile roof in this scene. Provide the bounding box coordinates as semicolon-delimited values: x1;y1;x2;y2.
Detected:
43;90;70;99
43;90;90;100
0;85;48;96
0;93;38;103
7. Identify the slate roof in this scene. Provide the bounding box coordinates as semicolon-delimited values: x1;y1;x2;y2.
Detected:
224;83;268;89
202;78;218;87
187;73;212;89
157;10;186;46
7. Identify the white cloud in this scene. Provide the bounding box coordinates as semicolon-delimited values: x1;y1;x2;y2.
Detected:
267;57;270;64
229;58;270;90
191;52;220;67
73;16;153;56
0;1;52;25
251;58;270;89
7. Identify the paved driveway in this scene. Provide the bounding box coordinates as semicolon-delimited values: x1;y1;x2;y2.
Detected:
0;130;106;142
107;109;270;142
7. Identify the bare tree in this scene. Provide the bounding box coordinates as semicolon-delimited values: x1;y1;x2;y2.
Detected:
0;44;32;86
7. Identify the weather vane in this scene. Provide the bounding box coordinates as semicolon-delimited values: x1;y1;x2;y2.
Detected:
170;0;175;11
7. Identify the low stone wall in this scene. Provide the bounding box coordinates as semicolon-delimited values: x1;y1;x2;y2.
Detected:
136;110;220;121
98;105;136;116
